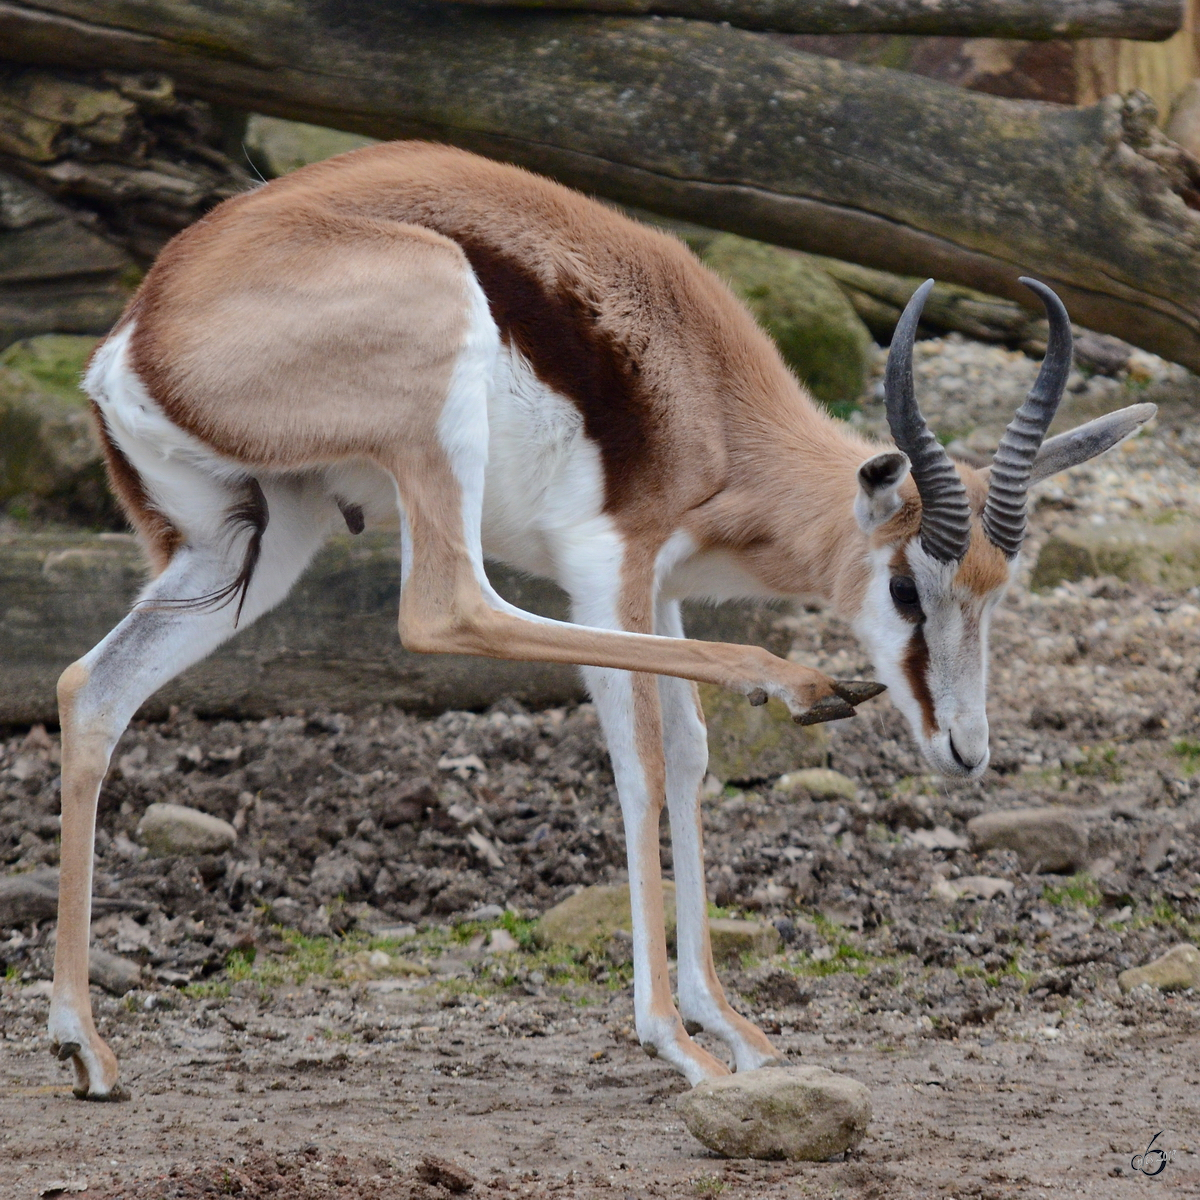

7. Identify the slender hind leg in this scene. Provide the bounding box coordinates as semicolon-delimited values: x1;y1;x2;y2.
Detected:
657;598;783;1072
51;481;331;1098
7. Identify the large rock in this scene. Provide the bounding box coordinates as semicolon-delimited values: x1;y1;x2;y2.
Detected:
1031;519;1200;592
537;882;676;949
677;1066;871;1160
244;114;378;177
709;918;781;965
774;768;856;802
0;533;801;724
699;235;873;408
966;807;1087;874
1118;944;1200;994
0;335;107;514
699;685;827;785
136;803;237;857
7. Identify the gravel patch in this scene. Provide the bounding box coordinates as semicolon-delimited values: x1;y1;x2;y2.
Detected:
3;334;1200;1195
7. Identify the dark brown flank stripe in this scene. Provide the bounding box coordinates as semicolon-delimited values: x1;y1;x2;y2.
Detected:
453;235;655;512
903;624;937;737
92;402;182;571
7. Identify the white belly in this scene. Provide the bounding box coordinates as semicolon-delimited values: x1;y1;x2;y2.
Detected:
478;344;608;580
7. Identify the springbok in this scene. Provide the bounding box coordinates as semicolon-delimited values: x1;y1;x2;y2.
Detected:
51;142;1152;1099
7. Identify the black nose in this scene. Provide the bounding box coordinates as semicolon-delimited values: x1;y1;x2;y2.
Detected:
949;733;981;773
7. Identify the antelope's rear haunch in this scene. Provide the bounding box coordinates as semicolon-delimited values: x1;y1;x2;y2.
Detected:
51;142;1154;1100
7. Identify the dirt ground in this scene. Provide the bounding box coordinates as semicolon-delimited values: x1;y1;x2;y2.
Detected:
5;338;1200;1196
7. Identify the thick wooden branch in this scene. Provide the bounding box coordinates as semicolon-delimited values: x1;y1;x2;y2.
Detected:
434;0;1185;41
2;1;1200;369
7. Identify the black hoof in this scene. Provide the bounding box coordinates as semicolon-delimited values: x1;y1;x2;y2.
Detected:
831;679;887;706
793;696;856;725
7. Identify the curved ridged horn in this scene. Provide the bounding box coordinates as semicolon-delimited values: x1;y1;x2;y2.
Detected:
982;277;1073;558
884;279;972;564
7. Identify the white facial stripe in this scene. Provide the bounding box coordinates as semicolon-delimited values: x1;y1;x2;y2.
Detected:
854;539;1010;778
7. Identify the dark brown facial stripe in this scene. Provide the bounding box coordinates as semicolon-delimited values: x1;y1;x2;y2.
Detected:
903;624;937;737
454;236;654;512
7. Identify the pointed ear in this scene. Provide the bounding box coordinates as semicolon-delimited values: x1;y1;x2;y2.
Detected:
855;451;910;533
1029;403;1156;485
978;403;1157;488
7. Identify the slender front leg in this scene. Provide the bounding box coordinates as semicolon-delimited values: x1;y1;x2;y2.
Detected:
558;546;725;1086
579;659;729;1086
656;599;782;1072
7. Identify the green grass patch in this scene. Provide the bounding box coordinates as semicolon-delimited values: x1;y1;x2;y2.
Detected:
1174;739;1200;776
450;909;539;951
796;943;886;978
182;980;231;1000
1068;745;1122;783
1043;873;1102;910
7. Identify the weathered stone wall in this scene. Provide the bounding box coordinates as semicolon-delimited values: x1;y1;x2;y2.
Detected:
0;532;796;726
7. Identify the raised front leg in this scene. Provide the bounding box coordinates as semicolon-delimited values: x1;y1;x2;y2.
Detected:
656;599;782;1073
390;457;878;722
51;488;329;1097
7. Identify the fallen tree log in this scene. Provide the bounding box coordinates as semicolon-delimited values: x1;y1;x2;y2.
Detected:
0;533;793;724
436;0;1185;41
3;2;1200;369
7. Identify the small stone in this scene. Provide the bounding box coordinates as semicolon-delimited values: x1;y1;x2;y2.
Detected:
709;918;780;965
929;875;1014;903
267;897;305;928
487;927;519;954
341;949;429;980
0;869;59;927
415;1155;476;1194
907;826;969;851
308;852;363;902
699;684;826;785
677;1066;871;1161
536;882;676;950
775;768;857;802
1118;944;1200;994
741;965;812;1007
967;808;1087;874
468;903;505;922
136;803;237;858
88;947;141;995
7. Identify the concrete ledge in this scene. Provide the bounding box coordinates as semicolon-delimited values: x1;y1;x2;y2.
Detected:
0;532;793;725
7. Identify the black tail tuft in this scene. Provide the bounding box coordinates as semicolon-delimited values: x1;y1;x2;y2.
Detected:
137;478;269;627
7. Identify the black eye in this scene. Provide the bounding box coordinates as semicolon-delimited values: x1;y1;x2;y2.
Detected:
889;575;923;619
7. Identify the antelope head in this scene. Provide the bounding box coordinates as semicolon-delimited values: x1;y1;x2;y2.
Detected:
851;278;1155;777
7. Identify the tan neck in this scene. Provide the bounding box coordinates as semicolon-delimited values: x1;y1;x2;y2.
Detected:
685;387;879;614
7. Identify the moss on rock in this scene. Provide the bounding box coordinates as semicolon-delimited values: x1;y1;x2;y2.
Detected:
0;335;106;513
699;233;873;409
699;683;827;784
